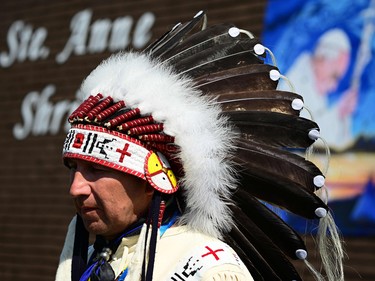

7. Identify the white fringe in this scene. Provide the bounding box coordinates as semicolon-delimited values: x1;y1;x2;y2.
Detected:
317;213;345;281
126;223;159;281
305;134;344;281
304;259;324;281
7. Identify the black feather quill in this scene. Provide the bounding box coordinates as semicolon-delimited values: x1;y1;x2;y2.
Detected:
227;227;282;281
196;64;279;96
229;111;319;148
234;140;328;218
160;23;237;61
224;235;265;281
217;90;303;116
171;37;263;74
231;205;303;280
233;189;307;259
146;11;206;58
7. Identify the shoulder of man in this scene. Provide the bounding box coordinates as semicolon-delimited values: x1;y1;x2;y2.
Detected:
155;226;254;281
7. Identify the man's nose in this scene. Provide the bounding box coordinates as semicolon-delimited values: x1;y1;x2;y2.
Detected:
69;170;91;198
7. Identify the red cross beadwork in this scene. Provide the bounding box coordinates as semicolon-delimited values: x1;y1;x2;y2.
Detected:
201;246;224;261
116;143;132;163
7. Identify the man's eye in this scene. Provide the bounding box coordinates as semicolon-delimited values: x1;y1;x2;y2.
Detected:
90;164;107;172
65;160;76;171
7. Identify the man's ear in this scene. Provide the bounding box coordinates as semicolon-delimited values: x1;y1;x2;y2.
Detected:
145;183;155;197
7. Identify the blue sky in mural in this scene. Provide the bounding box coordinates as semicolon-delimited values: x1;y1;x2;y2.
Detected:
263;0;375;140
263;0;375;235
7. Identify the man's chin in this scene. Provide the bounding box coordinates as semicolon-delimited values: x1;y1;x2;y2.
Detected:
80;212;106;234
83;220;108;235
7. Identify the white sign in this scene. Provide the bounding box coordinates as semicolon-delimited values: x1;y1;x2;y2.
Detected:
0;8;156;139
0;20;49;67
56;9;155;63
13;84;81;140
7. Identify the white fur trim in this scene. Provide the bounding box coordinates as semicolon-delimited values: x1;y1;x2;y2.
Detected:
80;52;237;238
55;216;77;281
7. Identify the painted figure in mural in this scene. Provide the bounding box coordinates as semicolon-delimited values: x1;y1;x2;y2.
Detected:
56;12;344;281
283;28;357;151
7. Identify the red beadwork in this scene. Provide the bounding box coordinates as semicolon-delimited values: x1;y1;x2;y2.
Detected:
148;143;179;153
118;116;154;131
69;94;103;121
80;94;102;114
68;95;94;121
95;100;126;122
128;124;164;135
86;96;113;121
105;108;140;128
158;201;166;228
139;134;175;143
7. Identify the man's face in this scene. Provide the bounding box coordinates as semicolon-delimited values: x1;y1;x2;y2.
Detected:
67;159;153;240
313;51;349;96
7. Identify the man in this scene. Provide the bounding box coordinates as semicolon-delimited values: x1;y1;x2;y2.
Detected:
56;11;344;281
282;28;356;151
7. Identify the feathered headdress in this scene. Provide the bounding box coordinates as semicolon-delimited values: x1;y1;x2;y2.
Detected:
57;11;344;281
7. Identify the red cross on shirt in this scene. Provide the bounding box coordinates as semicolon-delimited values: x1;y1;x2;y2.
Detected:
116;143;131;163
201;246;224;261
